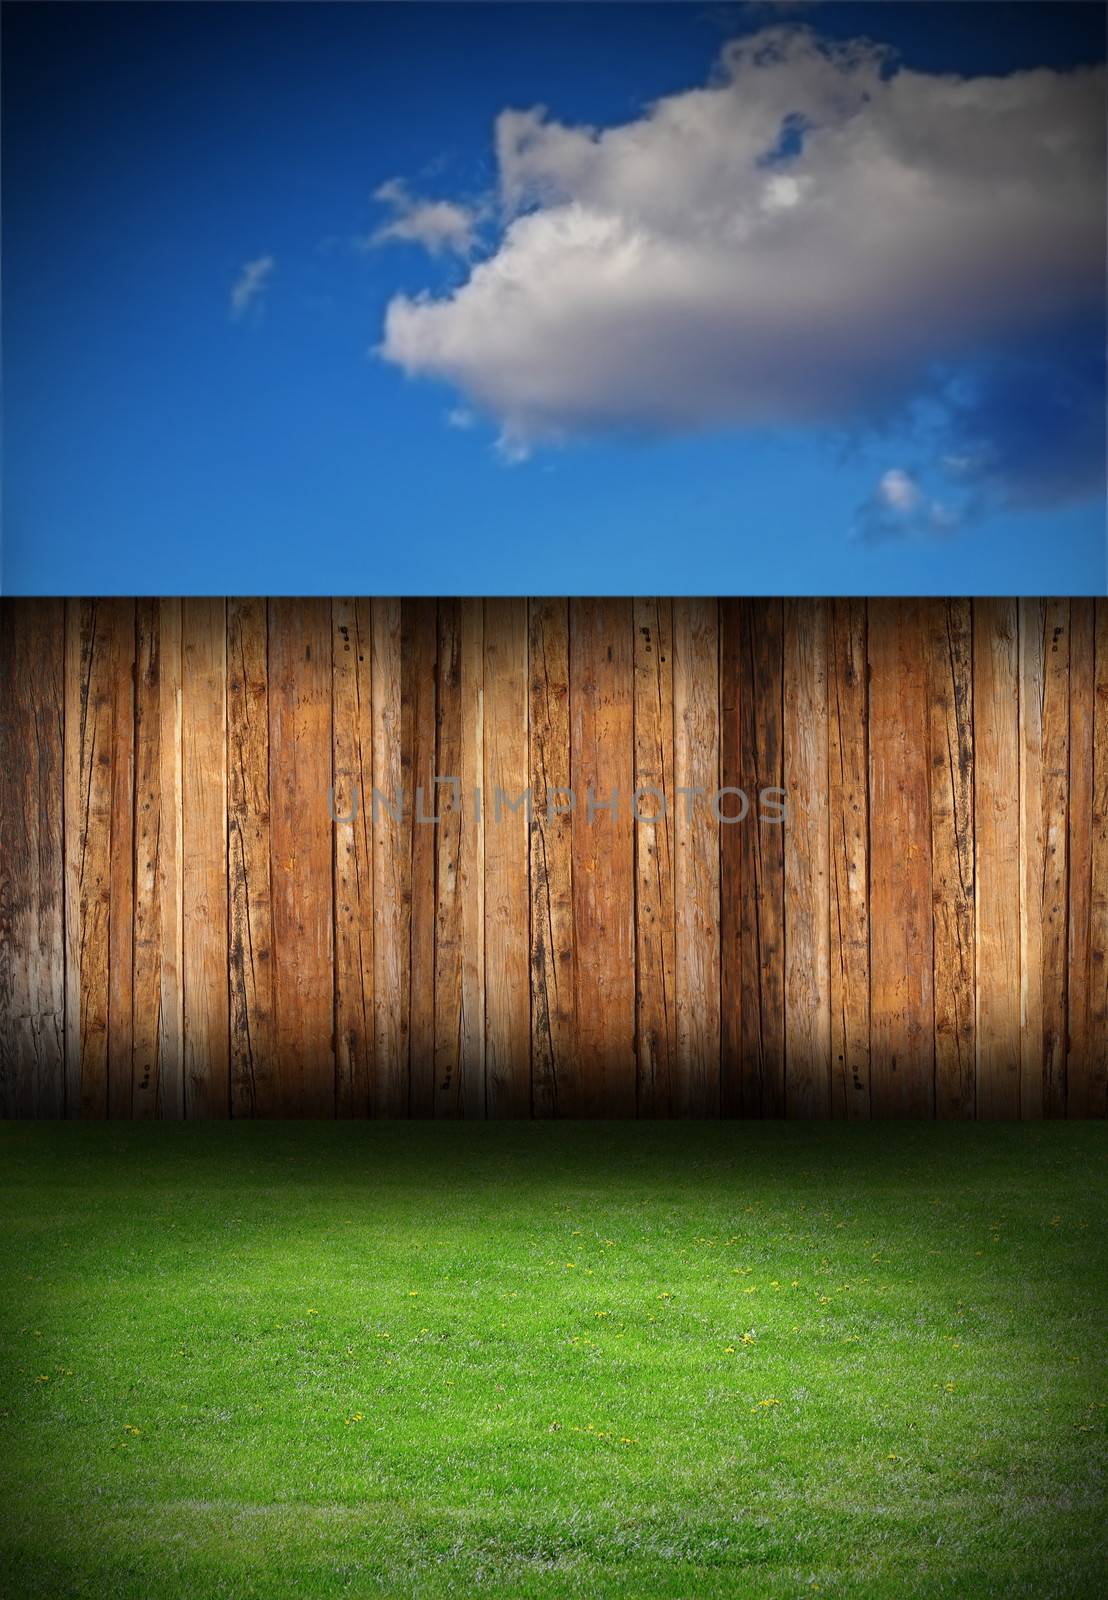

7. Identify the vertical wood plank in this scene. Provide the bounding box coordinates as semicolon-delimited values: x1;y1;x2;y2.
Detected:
433;600;464;1116
570;599;636;1116
63;602;83;1116
673;598;721;1116
633;598;676;1117
106;601;135;1119
1086;600;1108;1117
975;598;1021;1118
0;600;65;1116
827;599;870;1118
928;599;975;1119
1019;599;1070;1118
227;599;275;1116
719;600;744;1116
157;601;185;1119
530;599;574;1118
484;599;531;1116
70;601;114;1118
371;598;409;1115
784;598;831;1119
403;599;438;1116
331;598;374;1117
132;601;162;1118
459;599;486;1118
738;600;785;1116
1066;600;1096;1116
182;599;228;1117
268;598;333;1117
869;599;934;1116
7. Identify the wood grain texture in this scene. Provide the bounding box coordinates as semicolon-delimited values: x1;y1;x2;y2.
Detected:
0;600;64;1116
719;600;744;1116
673;599;721;1117
433;600;464;1117
633;598;676;1117
404;599;438;1118
269;598;333;1116
869;600;934;1116
4;595;1106;1119
827;599;870;1118
530;599;573;1117
1018;599;1071;1118
332;598;374;1117
784;598;830;1119
484;599;531;1116
227;599;275;1117
975;599;1021;1119
459;600;486;1118
371;598;409;1115
570;599;636;1116
1066;600;1096;1118
182;600;228;1117
928;599;975;1119
1087;600;1108;1118
738;600;785;1117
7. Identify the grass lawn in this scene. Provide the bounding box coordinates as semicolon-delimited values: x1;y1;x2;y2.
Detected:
0;1122;1104;1599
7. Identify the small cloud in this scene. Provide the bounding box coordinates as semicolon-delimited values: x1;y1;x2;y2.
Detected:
853;467;963;544
878;468;922;512
230;255;275;321
446;406;476;430
366;178;479;257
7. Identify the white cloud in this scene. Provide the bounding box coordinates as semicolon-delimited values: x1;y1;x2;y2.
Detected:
854;465;967;544
446;405;476;430
368;178;479;257
230;255;275;320
379;27;1104;461
879;469;922;512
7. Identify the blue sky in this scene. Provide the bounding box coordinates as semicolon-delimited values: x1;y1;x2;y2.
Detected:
3;1;1104;595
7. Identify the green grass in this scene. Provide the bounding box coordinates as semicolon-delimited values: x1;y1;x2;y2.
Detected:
0;1123;1104;1599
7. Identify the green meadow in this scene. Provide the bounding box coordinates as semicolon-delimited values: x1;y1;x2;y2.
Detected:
1;1123;1104;1598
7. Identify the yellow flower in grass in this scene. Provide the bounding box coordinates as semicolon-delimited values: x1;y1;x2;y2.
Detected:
724;1345;736;1354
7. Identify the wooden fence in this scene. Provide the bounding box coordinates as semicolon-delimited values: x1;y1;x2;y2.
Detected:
1;597;1105;1119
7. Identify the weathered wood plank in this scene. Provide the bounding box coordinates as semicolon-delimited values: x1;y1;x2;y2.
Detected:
371;598;409;1115
331;598;374;1117
975;598;1021;1119
530;599;574;1118
869;599;934;1116
738;600;785;1116
827;599;870;1118
70;601;115;1119
433;600;464;1117
719;600;743;1116
571;599;636;1116
403;599;438;1116
268;598;333;1117
1066;600;1096;1117
459;599;486;1118
157;601;185;1120
1018;599;1070;1118
132;600;162;1119
484;599;531;1116
633;598;676;1117
1086;600;1108;1117
227;599;276;1117
927;599;975;1119
182;600;228;1117
0;599;65;1116
673;598;721;1116
106;600;135;1119
784;598;830;1118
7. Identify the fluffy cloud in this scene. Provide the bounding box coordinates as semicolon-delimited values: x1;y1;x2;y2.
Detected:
230;255;275;320
379;27;1105;487
368;178;479;257
853;467;963;544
